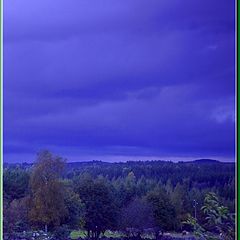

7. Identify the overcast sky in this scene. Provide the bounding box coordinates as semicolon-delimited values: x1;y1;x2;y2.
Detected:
4;0;235;163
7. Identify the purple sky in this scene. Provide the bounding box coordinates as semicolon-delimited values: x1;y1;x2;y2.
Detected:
4;0;235;163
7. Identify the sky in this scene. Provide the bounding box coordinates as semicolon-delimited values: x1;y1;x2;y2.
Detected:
3;0;235;163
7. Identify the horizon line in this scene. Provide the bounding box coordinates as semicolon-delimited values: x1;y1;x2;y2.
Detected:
3;158;236;165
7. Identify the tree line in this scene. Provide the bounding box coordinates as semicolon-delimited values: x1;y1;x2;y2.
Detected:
3;151;235;239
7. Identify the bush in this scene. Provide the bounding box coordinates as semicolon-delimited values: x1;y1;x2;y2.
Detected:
53;225;71;240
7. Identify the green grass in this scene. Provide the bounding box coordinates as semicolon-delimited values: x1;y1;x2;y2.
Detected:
70;230;195;239
70;230;88;239
70;230;125;239
103;230;125;238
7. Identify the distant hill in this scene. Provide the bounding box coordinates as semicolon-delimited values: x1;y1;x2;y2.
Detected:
184;159;221;164
3;158;233;169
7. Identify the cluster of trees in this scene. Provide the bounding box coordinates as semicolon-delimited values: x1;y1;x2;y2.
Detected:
3;151;235;239
184;192;235;240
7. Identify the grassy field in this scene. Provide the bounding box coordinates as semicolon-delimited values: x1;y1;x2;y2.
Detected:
70;230;125;239
70;230;195;240
70;230;87;239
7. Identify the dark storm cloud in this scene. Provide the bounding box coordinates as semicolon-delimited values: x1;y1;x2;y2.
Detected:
4;0;235;162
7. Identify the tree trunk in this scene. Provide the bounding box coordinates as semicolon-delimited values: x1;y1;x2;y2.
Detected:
137;232;141;240
96;230;101;240
45;224;48;233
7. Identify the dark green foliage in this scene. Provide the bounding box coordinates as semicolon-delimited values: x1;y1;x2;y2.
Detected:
64;160;234;194
53;225;71;240
3;168;30;201
120;198;155;233
146;187;176;232
170;182;191;228
63;180;85;228
3;197;30;233
184;192;235;240
3;157;235;238
201;192;235;239
75;174;118;239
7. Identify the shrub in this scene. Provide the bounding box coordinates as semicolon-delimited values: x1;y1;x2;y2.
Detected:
53;225;71;240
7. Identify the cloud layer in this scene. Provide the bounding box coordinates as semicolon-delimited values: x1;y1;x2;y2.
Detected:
4;0;235;162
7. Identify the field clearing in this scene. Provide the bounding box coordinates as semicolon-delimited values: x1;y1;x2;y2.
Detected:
70;230;194;240
70;230;125;239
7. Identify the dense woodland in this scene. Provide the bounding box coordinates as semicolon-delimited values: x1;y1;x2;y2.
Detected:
3;151;235;240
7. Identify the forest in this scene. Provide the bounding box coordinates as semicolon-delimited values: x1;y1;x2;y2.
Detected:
3;151;235;240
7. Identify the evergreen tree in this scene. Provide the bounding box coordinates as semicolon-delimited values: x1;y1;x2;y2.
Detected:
75;175;118;240
146;187;176;233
